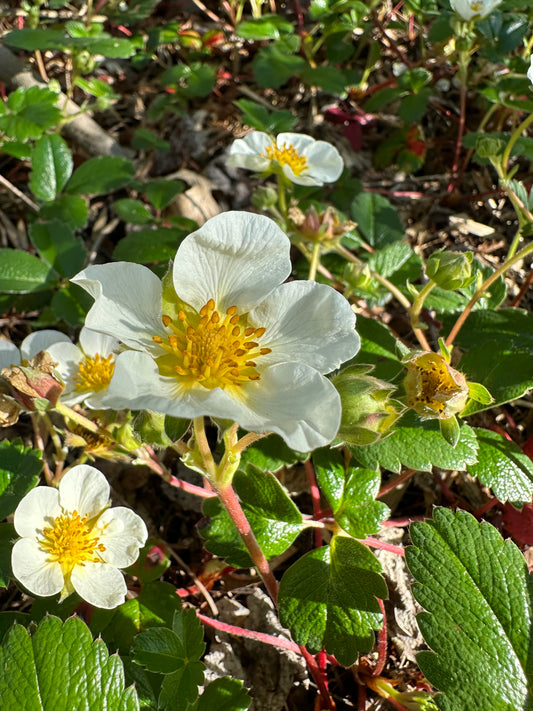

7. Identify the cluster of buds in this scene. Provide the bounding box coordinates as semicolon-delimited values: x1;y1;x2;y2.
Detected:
287;205;356;251
1;351;64;425
332;365;404;446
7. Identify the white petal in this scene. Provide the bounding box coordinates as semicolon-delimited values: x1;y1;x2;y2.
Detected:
227;132;272;171
231;362;343;451
58;465;110;518
173;212;291;313
0;340;20;371
98;507;148;567
71;562;126;609
101;350;240;419
11;538;64;596
277;133;316;151
14;486;61;538
71;263;166;353
282;166;321;186
250;281;360;372
45;341;84;402
20;330;71;361
79;327;119;357
304;141;344;183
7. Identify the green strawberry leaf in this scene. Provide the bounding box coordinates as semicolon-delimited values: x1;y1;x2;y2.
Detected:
467;429;533;504
350;411;479;473
278;535;387;666
0;616;139;710
313;448;389;538
194;678;251;711
0;439;42;520
199;465;304;568
407;508;532;711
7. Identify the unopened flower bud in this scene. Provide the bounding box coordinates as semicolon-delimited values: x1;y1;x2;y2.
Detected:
332;365;404;445
425;250;473;290
2;351;64;412
251;186;278;210
344;262;373;291
288;205;355;250
404;352;469;420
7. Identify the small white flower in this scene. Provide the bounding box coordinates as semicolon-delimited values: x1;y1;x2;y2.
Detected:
11;465;148;609
0;330;71;372
72;211;360;451
227;131;343;186
450;0;501;21
46;327;120;409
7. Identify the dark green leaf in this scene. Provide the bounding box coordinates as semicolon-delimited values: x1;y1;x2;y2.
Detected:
143;180;185;211
158;663;204;711
233;99;298;134
0;439;42;521
0;616;140;710
133;628;186;674
131;129;170;151
351;192;404;247
252;42;306;89
39;195;89;230
66;156;135;195
113;228;188;264
407;508;532;711
30;135;73;202
195;678;251;711
353;315;404;382
0;524;15;588
200;466;303;568
240;434;304;473
114;199;153;225
313;448;389;537
300;65;347;94
0;249;56;294
350;410;479;473
467;429;533;504
3;28;68;51
278;535;387;665
51;283;93;326
160;63;216;98
237;14;293;40
29;220;86;278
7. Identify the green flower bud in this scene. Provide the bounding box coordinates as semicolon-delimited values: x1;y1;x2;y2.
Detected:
251;186;278;210
332;365;404;445
343;262;373;291
404;351;469;420
425;250;473;290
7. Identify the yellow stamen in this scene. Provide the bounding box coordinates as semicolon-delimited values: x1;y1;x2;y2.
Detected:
152;301;270;390
73;353;115;393
263;142;308;176
39;510;106;576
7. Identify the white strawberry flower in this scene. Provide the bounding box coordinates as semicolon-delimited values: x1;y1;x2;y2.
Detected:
46;327;120;409
11;465;148;609
227;131;343;186
450;0;501;21
72;211;360;451
0;330;71;372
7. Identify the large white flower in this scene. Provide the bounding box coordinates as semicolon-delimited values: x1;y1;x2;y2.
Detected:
0;330;71;372
227;131;343;186
450;0;501;21
72;211;360;451
11;465;147;609
46;327;120;409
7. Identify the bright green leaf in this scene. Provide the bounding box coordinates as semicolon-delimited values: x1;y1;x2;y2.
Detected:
237;14;293;40
29;220;86;278
353;315;404;382
113;227;188;263
240;434;304;473
350;411;479;473
313;448;389;538
252;42;306;88
158;663;204;711
407;508;532;711
66;156;135;195
114;199;153;225
51;283;93;326
467;429;533;504
133;627;186;674
0;616;140;710
0;249;57;294
143;179;185;211
0;439;42;520
29;135;73;202
278;535;387;666
39;195;89;230
195;678;251;711
351;192;404;247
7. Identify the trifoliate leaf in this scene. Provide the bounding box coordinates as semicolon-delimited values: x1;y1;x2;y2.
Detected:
350;411;479;473
407;508;532;711
467;429;533;504
313;448;389;538
0;616;139;710
278;535;387;666
240;434;304;473
0;439;42;520
199;466;304;568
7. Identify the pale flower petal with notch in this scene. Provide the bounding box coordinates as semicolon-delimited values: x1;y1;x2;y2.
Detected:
98;506;149;568
0;340;20;371
14;486;61;538
20;330;71;361
58;465;110;519
11;538;64;596
227;131;272;172
71;561;127;609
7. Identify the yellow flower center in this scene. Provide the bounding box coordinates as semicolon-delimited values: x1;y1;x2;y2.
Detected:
73;353;115;393
39;510;106;574
263;142;308;176
405;353;468;418
469;1;483;11
152;298;271;390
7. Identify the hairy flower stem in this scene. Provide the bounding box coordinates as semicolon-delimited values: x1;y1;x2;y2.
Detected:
197;612;301;653
445;239;533;347
308;240;321;281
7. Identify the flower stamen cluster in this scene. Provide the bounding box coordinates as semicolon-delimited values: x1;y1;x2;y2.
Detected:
153;299;271;390
263;142;308;176
39;510;106;573
74;353;115;393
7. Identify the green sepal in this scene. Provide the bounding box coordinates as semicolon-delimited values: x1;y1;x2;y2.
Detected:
466;381;493;405
439;415;460;448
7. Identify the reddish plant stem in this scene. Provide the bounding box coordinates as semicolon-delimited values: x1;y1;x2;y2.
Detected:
363;538;405;557
167;475;215;498
197;612;301;653
215;481;279;603
378;468;416;498
473;497;499;518
433;472;457;506
382;516;425;526
357;683;367;711
300;646;336;710
371;599;388;677
304;458;324;548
